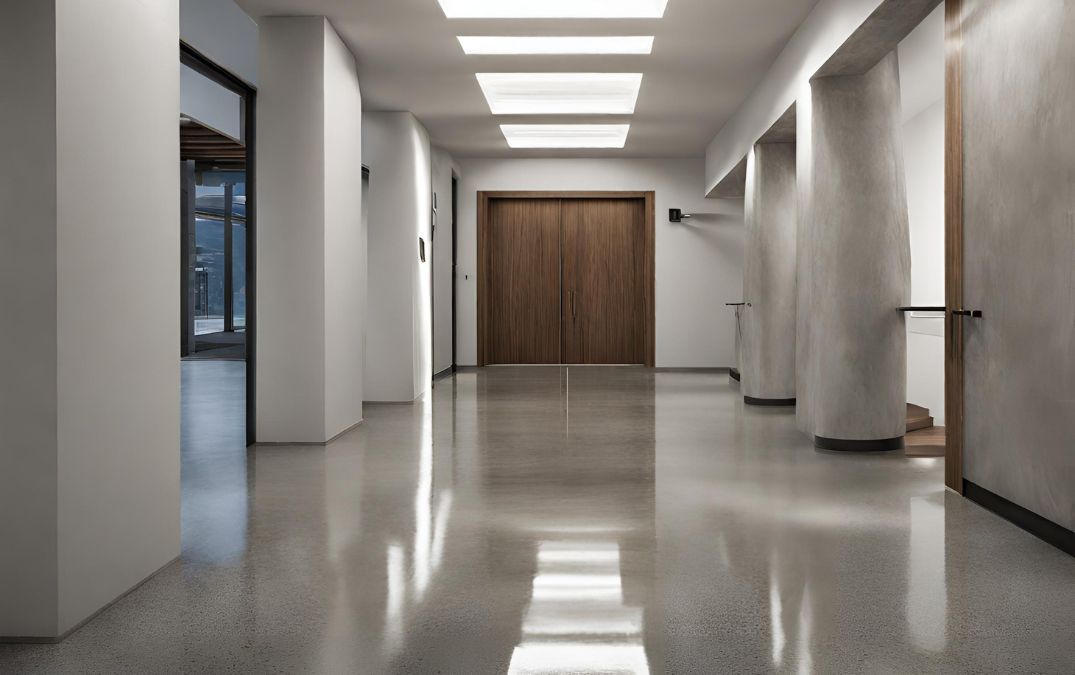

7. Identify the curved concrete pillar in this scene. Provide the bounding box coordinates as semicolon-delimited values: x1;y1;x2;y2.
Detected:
803;51;911;450
742;142;798;405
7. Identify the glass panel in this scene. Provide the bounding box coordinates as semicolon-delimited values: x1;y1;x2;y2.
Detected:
194;209;225;336
233;219;246;330
194;171;247;335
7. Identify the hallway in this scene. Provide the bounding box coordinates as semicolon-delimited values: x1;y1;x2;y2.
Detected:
2;367;1073;673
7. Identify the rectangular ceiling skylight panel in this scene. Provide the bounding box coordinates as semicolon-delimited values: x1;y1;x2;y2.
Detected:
438;0;669;19
500;124;631;149
458;36;655;55
476;73;643;115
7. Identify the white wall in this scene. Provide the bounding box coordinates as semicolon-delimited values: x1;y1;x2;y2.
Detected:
322;20;365;439
180;64;243;140
2;0;181;638
455;158;744;368
363;112;433;402
705;0;884;195
258;17;365;442
432;147;457;376
178;0;254;143
900;5;946;423
1;0;60;638
180;0;258;86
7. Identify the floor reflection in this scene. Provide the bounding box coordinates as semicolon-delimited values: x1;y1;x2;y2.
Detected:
908;494;947;653
180;360;249;564
2;366;1073;674
509;539;648;674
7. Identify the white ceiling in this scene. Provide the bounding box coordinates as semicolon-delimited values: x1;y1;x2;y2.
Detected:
235;0;821;158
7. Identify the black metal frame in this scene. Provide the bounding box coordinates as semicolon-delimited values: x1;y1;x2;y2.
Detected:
180;41;258;447
451;174;458;371
965;481;1074;557
745;397;796;407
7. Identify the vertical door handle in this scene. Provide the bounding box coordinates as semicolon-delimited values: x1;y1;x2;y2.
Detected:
572;291;578;321
948;308;982;353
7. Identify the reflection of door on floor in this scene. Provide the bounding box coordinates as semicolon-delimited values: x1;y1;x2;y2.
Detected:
484;196;648;366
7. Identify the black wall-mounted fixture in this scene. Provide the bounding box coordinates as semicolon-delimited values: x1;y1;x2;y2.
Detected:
669;208;694;223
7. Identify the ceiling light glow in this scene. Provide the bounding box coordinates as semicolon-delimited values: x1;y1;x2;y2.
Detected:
500;125;631;149
477;73;643;115
458;36;654;55
438;0;668;19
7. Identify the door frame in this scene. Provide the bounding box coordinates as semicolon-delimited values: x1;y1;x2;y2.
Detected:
451;174;459;369
180;42;258;447
944;0;965;493
477;191;656;368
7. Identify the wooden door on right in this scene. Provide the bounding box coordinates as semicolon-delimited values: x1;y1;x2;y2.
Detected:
561;198;647;365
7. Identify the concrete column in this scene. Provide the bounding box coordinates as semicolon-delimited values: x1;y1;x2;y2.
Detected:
803;51;911;450
257;17;365;443
742;142;798;404
1;0;180;638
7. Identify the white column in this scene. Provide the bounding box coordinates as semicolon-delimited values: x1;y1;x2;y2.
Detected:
1;0;181;638
257;17;365;443
362;112;433;403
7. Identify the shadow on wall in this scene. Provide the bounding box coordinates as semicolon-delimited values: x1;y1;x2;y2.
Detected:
669;213;741;226
668;201;744;226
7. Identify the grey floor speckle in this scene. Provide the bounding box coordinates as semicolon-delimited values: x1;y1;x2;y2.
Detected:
1;366;1072;674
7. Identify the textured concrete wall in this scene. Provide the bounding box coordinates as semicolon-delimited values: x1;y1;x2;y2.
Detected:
804;51;911;445
961;0;1075;529
742;143;798;401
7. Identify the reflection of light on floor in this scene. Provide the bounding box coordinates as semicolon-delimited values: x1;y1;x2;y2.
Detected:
508;540;650;675
414;418;432;596
770;568;785;667
510;643;651;674
432;492;454;570
770;561;814;673
908;496;946;652
385;543;405;654
383;405;454;658
796;581;812;675
415;407;453;600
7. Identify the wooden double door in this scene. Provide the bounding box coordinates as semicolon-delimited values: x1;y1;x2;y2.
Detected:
479;193;654;366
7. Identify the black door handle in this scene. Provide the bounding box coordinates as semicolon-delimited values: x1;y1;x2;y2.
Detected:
951;309;983;318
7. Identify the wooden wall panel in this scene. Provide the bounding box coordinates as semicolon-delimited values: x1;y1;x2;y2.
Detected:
477;191;655;367
945;0;964;493
486;199;562;364
562;199;647;365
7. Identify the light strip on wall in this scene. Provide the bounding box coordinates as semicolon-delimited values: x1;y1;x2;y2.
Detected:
458;36;654;55
477;73;643;115
438;0;668;19
500;125;631;149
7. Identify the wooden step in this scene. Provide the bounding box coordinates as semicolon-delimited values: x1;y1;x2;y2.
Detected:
905;426;946;457
907;403;934;433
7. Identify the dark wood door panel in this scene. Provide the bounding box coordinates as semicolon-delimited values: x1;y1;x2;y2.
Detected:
487;198;562;364
563;199;646;365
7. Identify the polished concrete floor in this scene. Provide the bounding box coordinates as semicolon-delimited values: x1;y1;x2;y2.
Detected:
2;365;1074;673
